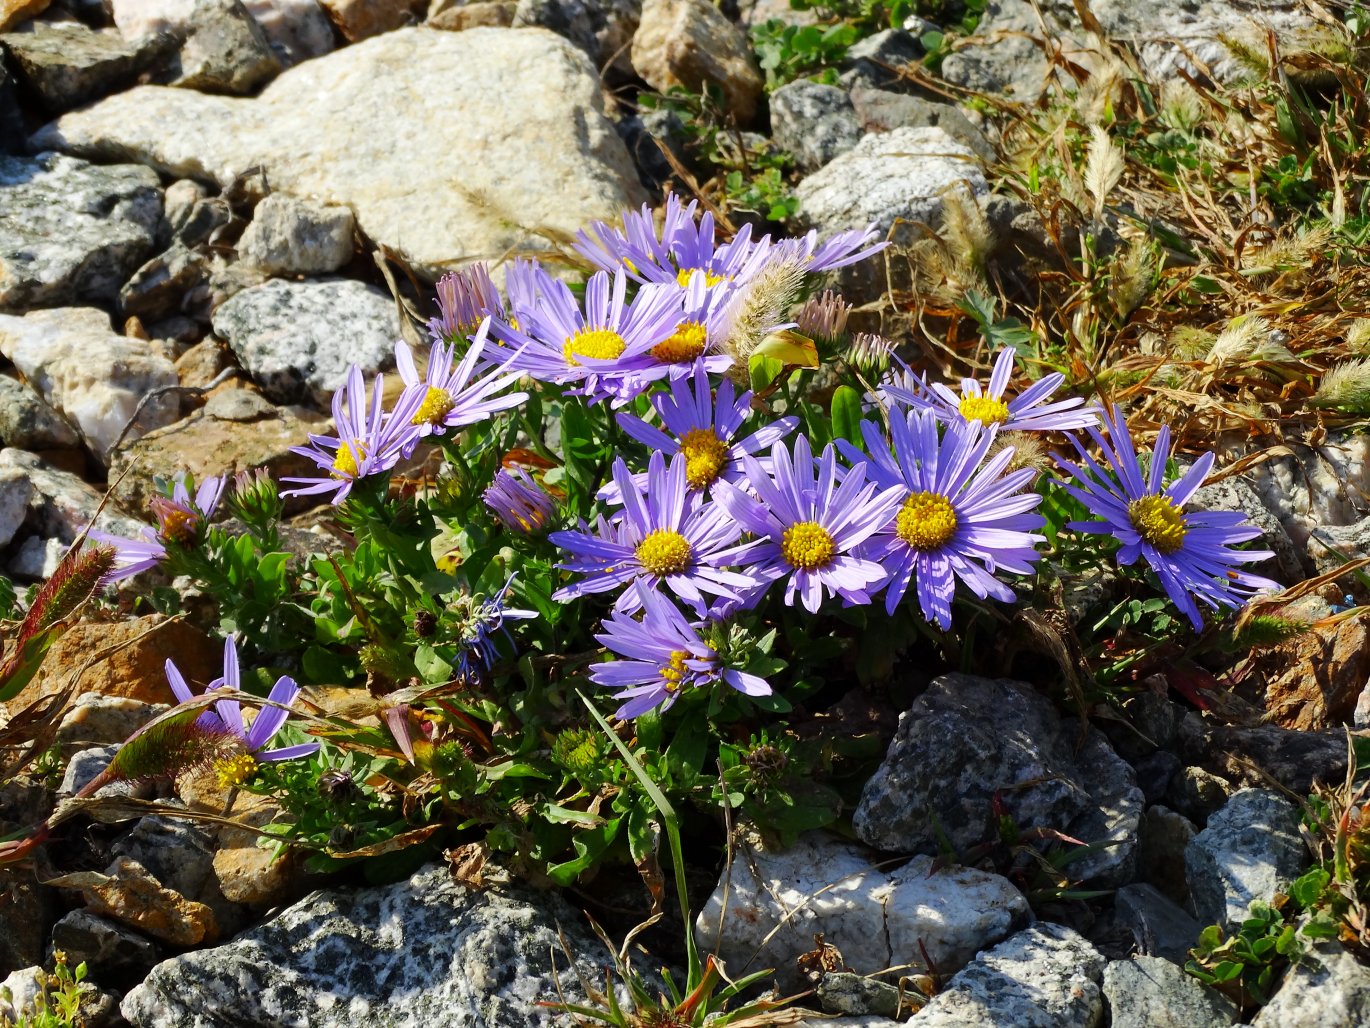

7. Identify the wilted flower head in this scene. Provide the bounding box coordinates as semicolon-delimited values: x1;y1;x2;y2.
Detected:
429;264;503;343
483;467;557;535
452;574;537;675
149;474;226;545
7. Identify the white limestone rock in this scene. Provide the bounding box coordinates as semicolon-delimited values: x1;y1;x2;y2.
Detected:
0;464;32;548
0;152;161;311
237;194;354;274
211;278;397;404
1252;941;1370;1028
33;27;647;278
795;126;985;240
0;448;147;543
695;830;1028;991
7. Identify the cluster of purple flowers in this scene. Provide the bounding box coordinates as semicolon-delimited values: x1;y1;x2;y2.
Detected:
94;198;1281;721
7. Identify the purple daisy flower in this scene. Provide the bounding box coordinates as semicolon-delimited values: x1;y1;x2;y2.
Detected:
394;317;528;450
486;265;683;405
483;467;558;535
166;637;319;787
1053;406;1280;630
775;223;887;272
91;473;228;583
605;364;798;500
840;409;1046;627
885;347;1100;433
625;268;739;387
714;436;904;614
590;584;771;718
281;365;425;505
550;452;756;613
428;264;503;343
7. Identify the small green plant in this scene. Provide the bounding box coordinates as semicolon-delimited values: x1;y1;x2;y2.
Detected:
1186;870;1341;1011
1;953;90;1028
750;19;858;91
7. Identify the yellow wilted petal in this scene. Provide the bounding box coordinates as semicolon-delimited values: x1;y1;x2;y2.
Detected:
751;329;819;369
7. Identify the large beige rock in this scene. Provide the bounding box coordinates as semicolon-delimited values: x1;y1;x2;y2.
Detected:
0;307;178;461
632;0;762;122
32;27;647;278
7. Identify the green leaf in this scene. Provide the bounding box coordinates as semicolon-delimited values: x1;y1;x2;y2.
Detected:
749;354;786;393
1290;866;1330;909
830;385;864;447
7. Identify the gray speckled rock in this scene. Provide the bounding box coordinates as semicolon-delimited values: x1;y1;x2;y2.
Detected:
0;465;31;548
0;307;179;459
695;830;1028;991
1252;942;1370;1028
848;87;996;164
853;674;1143;886
0;374;82;451
795;126;985;241
1192;477;1303;582
0;21;174;112
0;153;162;312
0;448;147;543
1103;955;1238;1028
768;80;860;173
32;28;646;278
7;535;65;580
914;923;1106;1028
120;862;606;1027
241;0;335;66
173;0;281;94
1185;788;1306;930
237;194;354;274
211;278;397;404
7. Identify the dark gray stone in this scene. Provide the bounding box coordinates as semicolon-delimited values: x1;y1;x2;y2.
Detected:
768;80;860;172
0;21;174;113
818;972;901;1018
1185;788;1307;930
50;909;162;978
0;374;82;450
172;0;281;94
849;86;995;163
0;52;22;154
1103;955;1238;1027
1113;883;1203;966
120;243;207;320
120;863;610;1027
914;923;1105;1028
210;277;398;404
838;28;922;91
853;674;1143;886
0;152;162;312
1163;764;1231;825
1137;804;1196;907
1177;713;1348;796
1131;750;1181;805
512;0;640;73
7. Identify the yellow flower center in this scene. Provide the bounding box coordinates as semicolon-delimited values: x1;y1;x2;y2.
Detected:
649;321;709;364
678;428;729;489
635;529;693;576
1128;495;1188;554
959;394;1012;426
412;386;456;426
158;508;197;545
659;650;690;692
214;753;259;790
781;521;836;571
331;440;364;480
895;491;958;551
563;328;627;367
675;268;728;288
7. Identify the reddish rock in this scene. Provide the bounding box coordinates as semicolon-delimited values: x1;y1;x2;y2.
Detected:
5;615;218;716
1255;615;1370;731
77;856;217;946
318;0;423;40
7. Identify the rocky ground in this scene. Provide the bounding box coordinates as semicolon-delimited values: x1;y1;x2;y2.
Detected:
2;0;1370;1025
